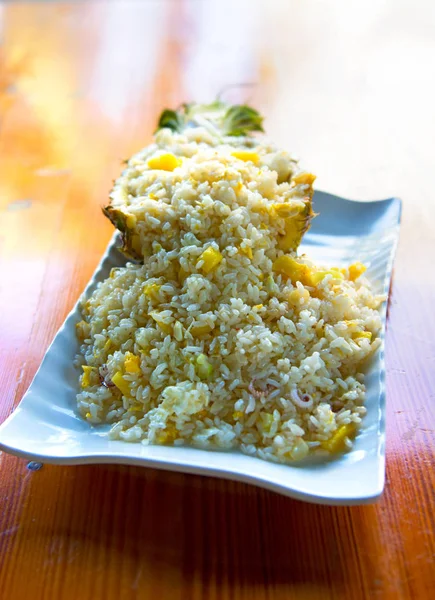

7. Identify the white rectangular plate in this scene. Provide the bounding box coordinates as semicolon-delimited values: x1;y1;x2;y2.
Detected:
0;191;401;505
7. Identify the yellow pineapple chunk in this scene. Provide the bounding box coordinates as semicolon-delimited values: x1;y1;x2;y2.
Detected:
81;365;95;388
231;150;259;164
147;153;182;171
321;423;356;453
143;283;161;302
112;371;131;397
157;424;178;444
124;352;141;373
292;172;316;186
239;245;253;259
199;246;223;274
353;331;372;340
348;262;367;281
149;311;172;334
273;255;311;285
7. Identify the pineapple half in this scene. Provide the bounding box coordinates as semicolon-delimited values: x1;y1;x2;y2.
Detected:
103;102;315;260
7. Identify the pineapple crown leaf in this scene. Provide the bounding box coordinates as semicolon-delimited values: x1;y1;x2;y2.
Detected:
155;101;264;137
156;109;184;134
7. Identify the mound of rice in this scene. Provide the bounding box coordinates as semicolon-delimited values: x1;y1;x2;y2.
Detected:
75;126;384;463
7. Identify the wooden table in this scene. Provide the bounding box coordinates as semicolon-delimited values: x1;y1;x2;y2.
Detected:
1;1;434;598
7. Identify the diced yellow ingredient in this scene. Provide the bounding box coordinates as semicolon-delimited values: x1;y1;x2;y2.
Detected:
260;413;274;432
273;255;312;285
195;354;213;380
288;287;310;305
239;245;253;259
231;150;259;164
348;262;367;281
85;412;91;419
124;352;141;373
235;182;243;193
149;311;172;334
191;323;212;337
292;172;316;186
310;268;345;286
76;320;90;341
126;214;137;229
149;193;157;200
157;425;178;444
321;423;356;453
233;411;244;420
147;153;182;171
199;246;223;274
353;331;372;340
143;283;161;302
112;371;131;397
253;304;263;310
258;273;264;281
104;339;113;353
81;365;95;388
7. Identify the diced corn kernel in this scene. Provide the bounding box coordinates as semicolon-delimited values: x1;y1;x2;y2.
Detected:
231;150;259;164
195;353;213;380
348;262;367;281
239;245;253;259
253;304;263;310
191;323;212;337
292;172;316;186
147;153;182;171
149;311;172;334
124;352;141;373
233;411;244;420
85;412;91;419
112;371;131;397
353;331;372;340
321;423;356;453
81;365;95;388
290;438;309;460
143;283;161;302
199;246;223;274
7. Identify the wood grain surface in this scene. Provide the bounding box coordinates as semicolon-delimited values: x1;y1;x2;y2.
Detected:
0;1;434;598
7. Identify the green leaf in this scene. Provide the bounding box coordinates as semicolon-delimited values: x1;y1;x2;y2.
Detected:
156;109;183;133
223;105;264;136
